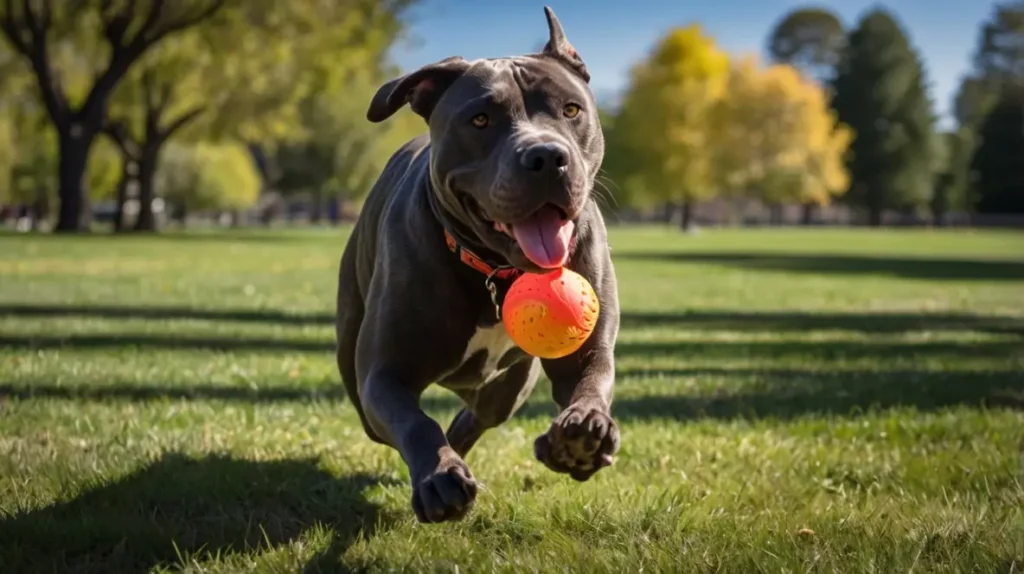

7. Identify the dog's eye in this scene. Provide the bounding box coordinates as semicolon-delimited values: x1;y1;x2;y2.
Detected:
562;103;582;119
471;113;489;128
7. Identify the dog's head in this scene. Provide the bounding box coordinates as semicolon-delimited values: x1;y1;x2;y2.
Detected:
366;7;604;272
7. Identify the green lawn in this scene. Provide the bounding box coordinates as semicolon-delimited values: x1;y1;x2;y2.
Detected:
1;226;1022;573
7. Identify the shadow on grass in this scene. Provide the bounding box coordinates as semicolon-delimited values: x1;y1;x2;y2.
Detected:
0;229;335;244
619;310;1024;337
4;367;1021;422
0;382;344;403
3;303;1021;337
604;367;1024;420
0;453;397;574
0;303;334;326
2;332;1018;362
0;334;335;353
616;251;1024;281
613;338;1023;362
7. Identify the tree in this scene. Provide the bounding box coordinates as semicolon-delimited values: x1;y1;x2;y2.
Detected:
0;0;228;232
275;65;425;223
971;90;1024;215
766;7;845;223
948;2;1023;218
713;57;852;218
102;0;417;231
972;1;1024;87
766;7;845;84
931;129;975;225
155;141;260;222
613;24;731;230
830;9;939;226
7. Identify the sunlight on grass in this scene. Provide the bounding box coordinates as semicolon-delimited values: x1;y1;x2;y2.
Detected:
0;228;1022;573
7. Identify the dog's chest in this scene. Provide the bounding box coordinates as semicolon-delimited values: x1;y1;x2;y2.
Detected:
439;323;522;390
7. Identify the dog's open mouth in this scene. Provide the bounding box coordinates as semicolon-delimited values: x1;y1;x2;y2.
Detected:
493;204;574;269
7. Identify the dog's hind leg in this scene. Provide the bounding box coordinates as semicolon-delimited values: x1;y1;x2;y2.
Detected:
446;358;541;457
336;247;385;445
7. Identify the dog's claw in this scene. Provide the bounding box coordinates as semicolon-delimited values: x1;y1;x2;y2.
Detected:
534;403;620;481
411;456;478;523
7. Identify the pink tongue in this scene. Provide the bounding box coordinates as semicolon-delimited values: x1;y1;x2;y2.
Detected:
512;206;574;269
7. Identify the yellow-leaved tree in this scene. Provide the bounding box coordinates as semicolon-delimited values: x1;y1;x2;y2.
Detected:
712;57;852;217
155;141;261;225
612;24;731;230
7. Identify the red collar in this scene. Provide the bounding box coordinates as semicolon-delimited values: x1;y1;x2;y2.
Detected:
443;228;522;281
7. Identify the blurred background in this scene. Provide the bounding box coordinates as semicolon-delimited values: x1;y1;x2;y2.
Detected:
0;0;1020;233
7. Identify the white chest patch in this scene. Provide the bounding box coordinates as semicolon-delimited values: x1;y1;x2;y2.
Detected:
461;323;518;386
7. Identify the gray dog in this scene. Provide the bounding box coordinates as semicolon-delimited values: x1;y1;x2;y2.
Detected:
335;6;620;523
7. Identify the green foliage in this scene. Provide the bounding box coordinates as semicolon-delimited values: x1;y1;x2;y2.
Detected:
972;1;1024;86
613;24;731;213
949;2;1024;217
930;129;976;221
0;112;14;197
156;142;261;213
766;8;845;83
85;138;123;202
274;60;425;206
971;91;1024;214
830;9;939;224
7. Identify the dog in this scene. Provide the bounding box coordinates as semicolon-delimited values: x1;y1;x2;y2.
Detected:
335;6;620;524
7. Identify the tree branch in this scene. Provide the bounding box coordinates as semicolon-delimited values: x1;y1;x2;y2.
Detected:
143;0;227;45
160;105;206;142
0;0;69;124
81;0;226;125
101;119;140;161
0;0;29;54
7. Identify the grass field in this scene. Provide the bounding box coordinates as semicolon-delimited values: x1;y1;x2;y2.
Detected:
0;226;1022;573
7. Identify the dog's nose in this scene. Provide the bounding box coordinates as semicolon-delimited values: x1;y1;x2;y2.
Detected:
520;142;570;174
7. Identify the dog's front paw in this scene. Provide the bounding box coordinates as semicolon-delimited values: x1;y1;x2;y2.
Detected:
533;402;620;482
411;451;478;523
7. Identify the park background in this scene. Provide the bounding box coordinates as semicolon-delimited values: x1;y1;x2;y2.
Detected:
0;1;1022;573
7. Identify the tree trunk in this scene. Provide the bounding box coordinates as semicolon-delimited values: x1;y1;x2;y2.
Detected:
328;197;341;225
801;203;815;225
868;205;883;227
310;189;324;224
54;127;96;233
678;202;694;231
133;147;160;232
173;204;188;227
31;188;50;231
113;168;132;232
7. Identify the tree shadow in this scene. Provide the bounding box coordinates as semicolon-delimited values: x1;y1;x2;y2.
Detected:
605;368;1024;421
0;453;399;574
0;303;334;326
0;230;330;244
619;310;1024;337
5;304;1021;338
0;382;343;403
0;334;334;353
616;251;1024;281
614;338;1024;362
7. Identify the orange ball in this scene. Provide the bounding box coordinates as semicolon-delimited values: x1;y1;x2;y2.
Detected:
502;267;600;359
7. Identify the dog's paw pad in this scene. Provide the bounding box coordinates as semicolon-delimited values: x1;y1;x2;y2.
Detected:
534;404;619;481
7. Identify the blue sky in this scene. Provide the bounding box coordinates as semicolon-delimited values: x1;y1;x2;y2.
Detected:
388;0;997;129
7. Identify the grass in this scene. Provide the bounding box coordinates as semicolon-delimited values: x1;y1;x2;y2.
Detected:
0;225;1022;573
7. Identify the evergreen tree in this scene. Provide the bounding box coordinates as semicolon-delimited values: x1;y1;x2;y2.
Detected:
971;90;1024;215
959;2;1024;216
830;9;938;226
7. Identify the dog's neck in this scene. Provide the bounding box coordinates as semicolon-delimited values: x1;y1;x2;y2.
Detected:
423;174;520;279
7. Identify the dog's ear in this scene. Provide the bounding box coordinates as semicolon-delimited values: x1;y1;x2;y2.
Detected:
540;6;590;83
366;56;473;123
